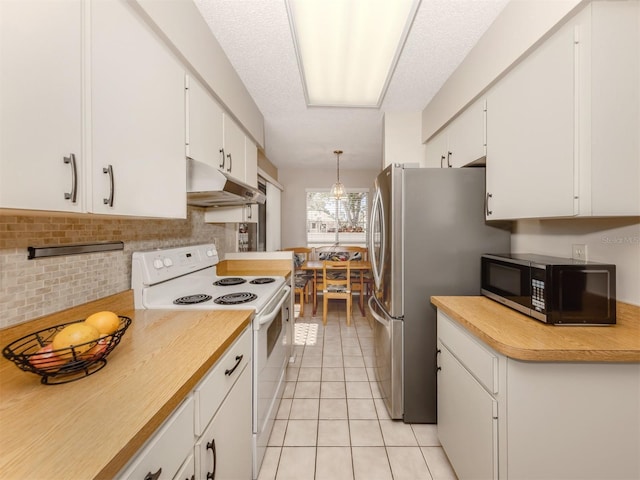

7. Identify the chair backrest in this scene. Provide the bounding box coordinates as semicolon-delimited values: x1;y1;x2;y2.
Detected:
314;245;366;262
282;247;313;268
322;260;351;292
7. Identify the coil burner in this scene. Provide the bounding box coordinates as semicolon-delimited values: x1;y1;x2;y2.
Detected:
213;292;258;305
250;277;276;285
173;294;213;305
214;277;247;286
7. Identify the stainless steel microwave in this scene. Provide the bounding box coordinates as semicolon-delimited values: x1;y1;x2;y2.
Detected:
481;253;616;325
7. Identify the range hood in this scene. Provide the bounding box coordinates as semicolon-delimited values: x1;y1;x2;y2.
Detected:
186;157;266;207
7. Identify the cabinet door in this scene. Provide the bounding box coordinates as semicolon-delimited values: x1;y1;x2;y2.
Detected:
425;129;448;168
0;0;84;212
91;0;186;218
447;99;486;168
486;22;577;220
196;365;252;480
223;115;246;182
186;76;225;170
245;138;258;188
438;342;497;480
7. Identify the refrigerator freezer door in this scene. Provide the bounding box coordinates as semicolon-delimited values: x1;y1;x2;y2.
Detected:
370;296;403;419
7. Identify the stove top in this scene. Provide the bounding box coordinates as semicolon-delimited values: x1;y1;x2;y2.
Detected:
131;244;287;312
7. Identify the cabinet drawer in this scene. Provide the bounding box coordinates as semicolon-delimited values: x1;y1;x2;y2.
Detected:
194;327;252;435
117;395;194;480
437;311;498;394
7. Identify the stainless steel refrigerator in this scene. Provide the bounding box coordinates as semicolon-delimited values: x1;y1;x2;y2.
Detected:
367;164;510;423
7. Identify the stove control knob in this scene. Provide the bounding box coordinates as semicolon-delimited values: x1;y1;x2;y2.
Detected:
206;249;214;257
153;259;164;269
163;257;173;267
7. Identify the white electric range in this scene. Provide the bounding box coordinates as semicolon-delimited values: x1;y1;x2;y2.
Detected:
131;244;290;478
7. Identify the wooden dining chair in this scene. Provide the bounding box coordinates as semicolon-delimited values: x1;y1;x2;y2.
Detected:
282;247;313;315
322;260;352;326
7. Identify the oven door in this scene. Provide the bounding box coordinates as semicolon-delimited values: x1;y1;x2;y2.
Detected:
253;285;290;475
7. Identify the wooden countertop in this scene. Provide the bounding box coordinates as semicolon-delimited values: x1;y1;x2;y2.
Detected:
0;290;252;480
216;259;292;278
431;296;640;362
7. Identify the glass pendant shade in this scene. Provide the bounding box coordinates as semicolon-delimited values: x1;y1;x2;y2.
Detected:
331;150;344;199
330;181;345;199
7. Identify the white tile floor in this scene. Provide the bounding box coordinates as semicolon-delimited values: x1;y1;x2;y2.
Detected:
258;300;458;480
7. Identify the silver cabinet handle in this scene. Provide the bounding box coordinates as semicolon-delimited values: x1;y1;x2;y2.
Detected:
486;192;493;216
63;153;78;203
440;155;446;168
103;165;114;207
226;153;232;172
219;148;225;169
447;151;452;168
246;204;252;219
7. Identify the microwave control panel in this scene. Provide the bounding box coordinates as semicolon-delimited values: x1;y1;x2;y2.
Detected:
531;268;546;312
531;279;545;311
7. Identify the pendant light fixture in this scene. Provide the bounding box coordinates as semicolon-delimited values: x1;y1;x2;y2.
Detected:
330;150;345;199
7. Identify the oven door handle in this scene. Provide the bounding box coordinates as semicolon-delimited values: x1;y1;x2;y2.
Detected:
258;286;291;326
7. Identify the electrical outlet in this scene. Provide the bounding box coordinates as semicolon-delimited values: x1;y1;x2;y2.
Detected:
572;244;587;261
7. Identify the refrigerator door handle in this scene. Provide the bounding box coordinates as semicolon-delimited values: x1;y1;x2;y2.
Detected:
368;187;385;291
368;296;389;328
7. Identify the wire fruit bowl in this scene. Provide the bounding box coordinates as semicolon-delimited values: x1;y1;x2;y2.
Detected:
2;316;131;385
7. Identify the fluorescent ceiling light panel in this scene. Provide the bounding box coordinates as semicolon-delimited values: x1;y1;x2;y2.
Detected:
287;0;420;107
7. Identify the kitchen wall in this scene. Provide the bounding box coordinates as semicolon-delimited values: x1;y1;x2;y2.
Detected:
279;167;380;248
0;208;236;328
512;218;640;305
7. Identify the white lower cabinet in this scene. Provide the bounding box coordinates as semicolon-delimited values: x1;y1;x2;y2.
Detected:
437;310;640;480
117;327;252;480
117;396;195;480
437;343;497;480
195;366;252;480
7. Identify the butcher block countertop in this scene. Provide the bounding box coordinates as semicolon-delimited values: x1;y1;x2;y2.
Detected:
431;296;640;362
217;258;292;278
0;290;252;480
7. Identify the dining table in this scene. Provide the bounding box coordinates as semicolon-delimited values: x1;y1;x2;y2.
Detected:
300;260;372;316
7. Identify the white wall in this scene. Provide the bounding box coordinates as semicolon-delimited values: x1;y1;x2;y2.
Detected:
383;111;427;168
278;167;380;248
512;218;640;305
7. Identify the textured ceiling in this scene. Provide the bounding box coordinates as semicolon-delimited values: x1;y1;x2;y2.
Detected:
194;0;509;171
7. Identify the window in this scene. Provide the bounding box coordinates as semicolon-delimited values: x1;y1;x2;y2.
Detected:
306;189;368;247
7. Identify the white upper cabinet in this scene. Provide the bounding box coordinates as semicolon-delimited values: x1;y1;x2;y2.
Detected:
1;0;187;219
0;0;85;213
186;76;257;188
90;0;186;218
485;0;639;220
486;20;576;220
426;99;487;168
186;76;224;170
223;115;247;182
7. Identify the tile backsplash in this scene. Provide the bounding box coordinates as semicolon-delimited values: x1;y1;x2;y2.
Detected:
0;208;236;328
